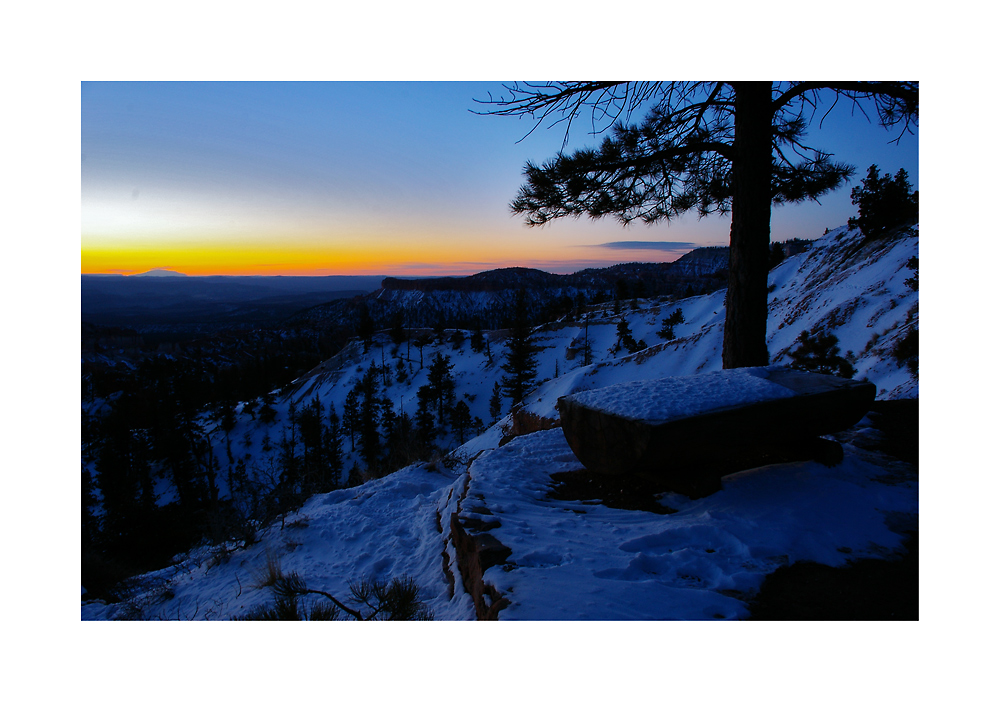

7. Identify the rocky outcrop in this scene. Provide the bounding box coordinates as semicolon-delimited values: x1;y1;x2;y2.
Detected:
557;368;875;497
450;511;511;620
669;246;729;277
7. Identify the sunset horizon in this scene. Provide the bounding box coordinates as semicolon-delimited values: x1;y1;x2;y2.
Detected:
81;81;917;279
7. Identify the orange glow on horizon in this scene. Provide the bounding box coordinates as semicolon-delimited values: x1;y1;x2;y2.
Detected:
79;243;595;277
80;215;698;278
82;231;686;276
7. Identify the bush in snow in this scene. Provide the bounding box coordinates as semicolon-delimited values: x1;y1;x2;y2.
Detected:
892;327;918;378
788;331;857;379
656;308;685;341
237;557;433;621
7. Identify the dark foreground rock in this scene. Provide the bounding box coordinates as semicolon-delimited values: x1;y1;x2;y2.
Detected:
558;367;875;497
748;531;918;620
748;399;919;620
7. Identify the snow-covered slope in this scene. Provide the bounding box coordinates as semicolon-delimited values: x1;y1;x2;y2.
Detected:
82;224;918;620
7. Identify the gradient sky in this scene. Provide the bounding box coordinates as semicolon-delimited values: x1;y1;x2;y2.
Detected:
81;81;918;276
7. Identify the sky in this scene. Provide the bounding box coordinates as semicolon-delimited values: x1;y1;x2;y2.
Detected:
81;81;918;276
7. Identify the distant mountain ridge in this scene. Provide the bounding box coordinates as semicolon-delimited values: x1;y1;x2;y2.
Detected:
294;247;733;333
381;246;730;293
132;269;187;277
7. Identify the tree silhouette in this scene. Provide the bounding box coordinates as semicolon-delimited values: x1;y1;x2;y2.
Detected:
489;380;503;422
501;289;538;407
426;352;456;425
788;330;856;379
479;81;917;368
451;400;473;444
848;164;919;239
357;304;375;353
323;403;343;489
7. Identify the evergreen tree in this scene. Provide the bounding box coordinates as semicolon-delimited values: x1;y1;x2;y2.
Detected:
478;81;917;368
489;381;503;422
357;304;375;353
657;308;685;340
259;391;277;424
390;312;407;346
427;352;456;425
358;363;383;474
415;384;437;448
904;256;919;292
278;420;300;499
376;397;397;476
848;164;919;239
342;385;360;451
615;317;645;353
581;317;593;366
788;331;856;379
470;322;485;353
451;400;473;444
323;403;343;490
298;395;325;491
413;332;432;370
501;289;538;407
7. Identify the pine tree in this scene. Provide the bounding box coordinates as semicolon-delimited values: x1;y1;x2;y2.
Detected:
415;384;437;448
259;391;277;424
616;317;641;353
848;164;919;239
298;395;325;491
788;331;856;379
427;352;456;425
342;385;360;452
451;400;473;444
357;304;375;353
478;81;917;368
413;332;432;370
489;381;503;422
323;403;343;489
390;312;407;346
657;308;685;340
501;289;538;408
358;363;383;474
470;323;485;353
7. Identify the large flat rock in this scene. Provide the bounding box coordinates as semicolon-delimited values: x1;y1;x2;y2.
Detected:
557;367;876;496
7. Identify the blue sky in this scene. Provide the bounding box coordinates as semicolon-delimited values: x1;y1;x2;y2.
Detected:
82;81;918;275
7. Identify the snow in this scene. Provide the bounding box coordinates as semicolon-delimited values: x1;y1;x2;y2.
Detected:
564;366;797;423
83;459;477;622
463;428;915;620
82;225;921;623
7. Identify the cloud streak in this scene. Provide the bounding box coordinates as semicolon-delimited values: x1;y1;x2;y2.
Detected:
590;241;698;252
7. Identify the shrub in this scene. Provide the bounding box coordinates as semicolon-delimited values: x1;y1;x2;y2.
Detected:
892;327;918;378
236;557;433;621
904;256;918;292
656;308;685;341
788;331;857;379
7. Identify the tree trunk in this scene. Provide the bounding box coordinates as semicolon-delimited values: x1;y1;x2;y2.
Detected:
723;82;773;369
